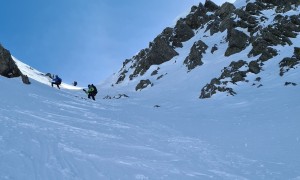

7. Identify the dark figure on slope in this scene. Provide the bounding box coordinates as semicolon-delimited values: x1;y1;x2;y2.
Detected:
51;75;62;89
83;84;98;100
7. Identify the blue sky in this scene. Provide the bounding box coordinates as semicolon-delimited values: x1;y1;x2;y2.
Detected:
0;0;232;85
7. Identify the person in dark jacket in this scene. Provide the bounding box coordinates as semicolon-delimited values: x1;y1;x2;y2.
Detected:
73;81;77;86
83;84;97;100
51;75;62;89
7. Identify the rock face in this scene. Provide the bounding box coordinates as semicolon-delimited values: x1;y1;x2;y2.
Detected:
225;29;249;56
115;1;217;85
131;34;179;77
172;19;195;47
184;40;208;71
0;44;22;78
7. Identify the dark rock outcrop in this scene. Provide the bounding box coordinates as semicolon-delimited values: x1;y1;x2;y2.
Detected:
279;47;300;76
0;44;22;78
131;34;179;78
200;60;263;99
200;78;236;99
21;74;31;84
115;2;221;85
135;79;153;91
216;2;236;20
259;47;278;62
151;70;158;76
204;0;220;12
113;0;300;96
184;40;208;71
248;61;261;74
225;29;249;56
211;44;218;54
294;47;300;59
186;3;209;30
172;19;195;47
206;19;222;35
284;82;297;86
249;14;300;59
116;70;128;84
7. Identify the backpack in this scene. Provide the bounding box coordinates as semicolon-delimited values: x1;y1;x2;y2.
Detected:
57;77;62;84
91;84;98;95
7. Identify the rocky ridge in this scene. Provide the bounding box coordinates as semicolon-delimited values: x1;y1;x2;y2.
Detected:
113;0;300;98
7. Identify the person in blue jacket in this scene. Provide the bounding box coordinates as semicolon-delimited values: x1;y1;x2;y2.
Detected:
51;75;62;89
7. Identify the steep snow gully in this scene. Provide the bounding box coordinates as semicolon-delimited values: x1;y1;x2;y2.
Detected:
1;0;300;179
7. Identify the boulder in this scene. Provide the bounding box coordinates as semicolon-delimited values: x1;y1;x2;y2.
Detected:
21;74;31;84
204;0;220;12
216;2;236;20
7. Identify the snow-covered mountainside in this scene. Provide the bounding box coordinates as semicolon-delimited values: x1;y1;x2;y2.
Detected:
0;0;300;179
1;61;300;180
111;0;300;99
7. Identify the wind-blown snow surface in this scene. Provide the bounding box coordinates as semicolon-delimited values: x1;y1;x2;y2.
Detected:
1;2;300;179
1;58;300;180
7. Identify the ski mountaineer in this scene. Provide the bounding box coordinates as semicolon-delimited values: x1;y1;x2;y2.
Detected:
51;75;62;89
83;84;98;100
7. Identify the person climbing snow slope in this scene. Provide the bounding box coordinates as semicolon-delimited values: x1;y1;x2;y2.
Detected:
51;75;62;89
83;84;98;100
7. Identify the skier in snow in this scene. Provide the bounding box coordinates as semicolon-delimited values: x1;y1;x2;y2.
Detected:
51;75;62;89
83;84;98;100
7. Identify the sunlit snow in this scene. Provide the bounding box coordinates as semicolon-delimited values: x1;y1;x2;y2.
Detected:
1;1;300;179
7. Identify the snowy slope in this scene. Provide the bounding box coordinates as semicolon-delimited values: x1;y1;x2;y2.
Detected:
13;56;82;90
1;0;300;180
1;64;300;180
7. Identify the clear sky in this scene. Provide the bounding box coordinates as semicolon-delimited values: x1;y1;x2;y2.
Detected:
0;0;234;85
